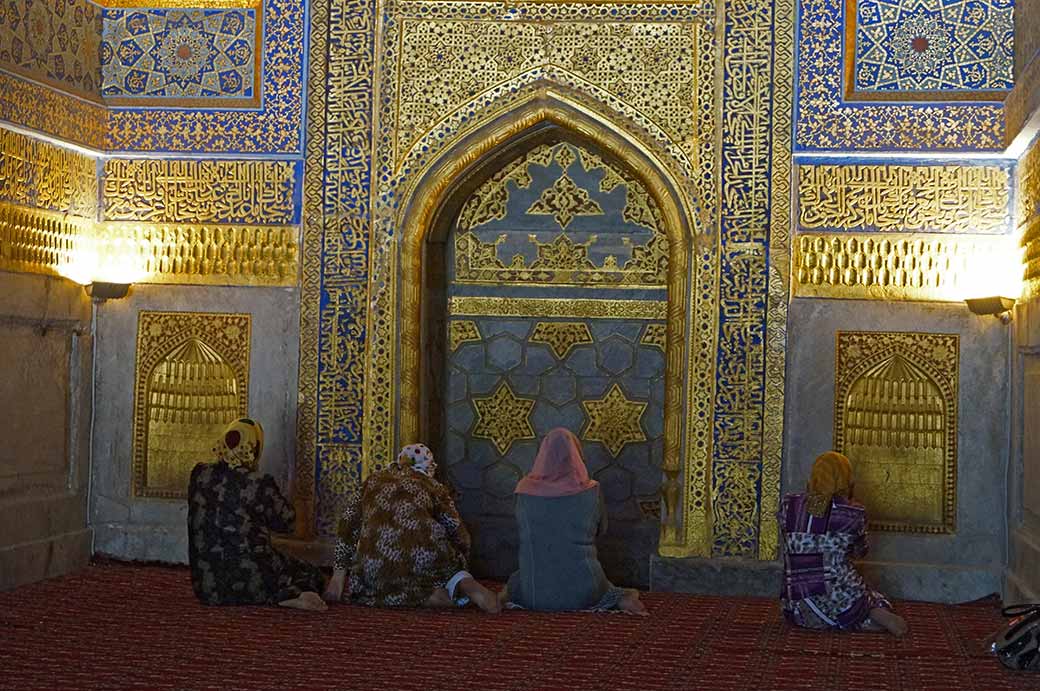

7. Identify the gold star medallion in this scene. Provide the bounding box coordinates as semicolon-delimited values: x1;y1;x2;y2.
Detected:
472;381;536;455
581;383;647;457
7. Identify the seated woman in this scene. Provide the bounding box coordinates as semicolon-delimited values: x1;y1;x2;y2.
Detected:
779;451;907;637
187;418;326;612
499;428;647;615
323;443;500;613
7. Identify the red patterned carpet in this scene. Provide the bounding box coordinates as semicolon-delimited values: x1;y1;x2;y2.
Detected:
0;560;1035;691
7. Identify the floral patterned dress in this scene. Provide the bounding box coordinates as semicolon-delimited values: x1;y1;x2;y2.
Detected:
334;464;470;607
187;461;324;605
779;492;892;630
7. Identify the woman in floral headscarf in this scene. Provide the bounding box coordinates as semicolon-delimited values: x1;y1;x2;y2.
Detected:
778;451;906;636
499;428;647;615
323;443;500;612
187;418;327;611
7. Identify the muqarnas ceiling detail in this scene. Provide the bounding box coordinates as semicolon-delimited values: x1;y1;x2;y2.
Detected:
853;0;1013;94
101;7;259;106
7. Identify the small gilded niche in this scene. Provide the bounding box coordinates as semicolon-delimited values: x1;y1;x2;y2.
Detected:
834;332;958;534
133;312;251;499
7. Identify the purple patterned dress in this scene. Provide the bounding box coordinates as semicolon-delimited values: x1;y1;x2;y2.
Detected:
778;493;892;631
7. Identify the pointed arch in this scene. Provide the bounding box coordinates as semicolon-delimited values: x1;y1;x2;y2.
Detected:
386;86;699;546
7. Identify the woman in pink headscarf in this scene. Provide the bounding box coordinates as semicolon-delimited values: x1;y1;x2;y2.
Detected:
499;428;647;614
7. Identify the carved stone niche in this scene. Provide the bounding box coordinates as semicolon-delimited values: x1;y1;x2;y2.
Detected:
133;312;251;499
834;331;959;534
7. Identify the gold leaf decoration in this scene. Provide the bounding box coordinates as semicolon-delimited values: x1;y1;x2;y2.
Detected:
834;331;958;534
529;322;593;359
449;320;481;352
581;383;647;457
526;172;604;230
472;381;536;455
133;311;251;499
640;323;667;352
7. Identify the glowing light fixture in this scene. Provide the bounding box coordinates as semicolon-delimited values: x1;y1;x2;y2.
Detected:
85;281;131;301
56;225;151;297
965;296;1016;324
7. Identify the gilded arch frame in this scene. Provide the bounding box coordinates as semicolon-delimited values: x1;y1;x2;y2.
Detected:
386;88;700;549
297;0;792;559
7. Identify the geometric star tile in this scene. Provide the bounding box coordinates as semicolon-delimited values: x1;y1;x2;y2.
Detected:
472;381;536;455
581;382;647;457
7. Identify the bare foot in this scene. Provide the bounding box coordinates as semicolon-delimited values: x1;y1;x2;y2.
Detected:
425;587;454;608
869;607;907;637
496;585;510;608
458;577;501;614
322;570;346;602
619;591;649;617
279;591;328;612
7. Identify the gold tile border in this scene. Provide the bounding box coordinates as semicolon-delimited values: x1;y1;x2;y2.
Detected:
797;163;1011;235
0;200;299;287
448;296;667;320
93;0;260;8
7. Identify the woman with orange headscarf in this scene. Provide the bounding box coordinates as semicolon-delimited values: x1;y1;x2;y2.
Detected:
778;451;906;636
499;428;647;615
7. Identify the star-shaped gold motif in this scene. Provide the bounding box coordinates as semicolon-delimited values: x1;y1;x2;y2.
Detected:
581;383;647;457
472;381;536;455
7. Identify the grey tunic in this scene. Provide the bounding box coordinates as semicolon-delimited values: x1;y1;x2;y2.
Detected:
506;486;622;611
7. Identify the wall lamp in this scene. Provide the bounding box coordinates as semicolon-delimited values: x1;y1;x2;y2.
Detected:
965;296;1016;324
85;282;131;302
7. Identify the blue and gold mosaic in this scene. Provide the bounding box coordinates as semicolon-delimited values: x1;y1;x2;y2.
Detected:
105;0;304;153
795;0;1006;151
101;7;259;105
853;0;1014;93
298;0;793;562
0;0;103;99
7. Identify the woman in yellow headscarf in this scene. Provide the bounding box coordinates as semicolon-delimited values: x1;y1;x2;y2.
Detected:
778;451;907;636
187;418;327;611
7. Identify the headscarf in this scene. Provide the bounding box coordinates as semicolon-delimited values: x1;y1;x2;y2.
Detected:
806;451;853;517
213;418;264;470
515;428;599;497
398;443;437;478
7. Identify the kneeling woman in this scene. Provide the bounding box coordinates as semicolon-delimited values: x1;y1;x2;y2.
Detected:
500;428;646;615
187;418;326;611
779;451;906;636
323;444;500;613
